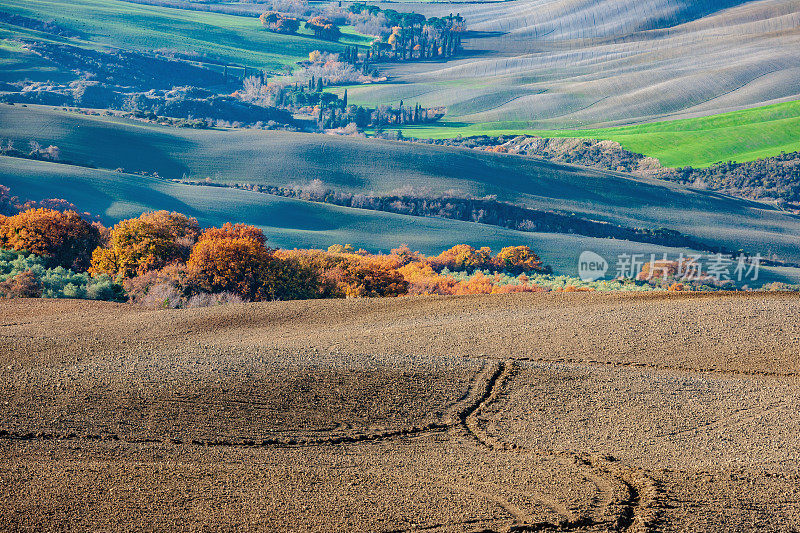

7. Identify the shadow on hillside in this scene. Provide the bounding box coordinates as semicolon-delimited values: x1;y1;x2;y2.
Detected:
461;30;507;39
644;0;753;31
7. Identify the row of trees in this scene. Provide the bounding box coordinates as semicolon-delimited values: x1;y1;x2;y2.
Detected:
240;74;444;130
0;208;552;304
238;182;712;251
349;4;466;61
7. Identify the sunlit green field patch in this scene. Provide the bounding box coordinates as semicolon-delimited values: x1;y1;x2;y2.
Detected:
376;99;800;168
0;0;372;70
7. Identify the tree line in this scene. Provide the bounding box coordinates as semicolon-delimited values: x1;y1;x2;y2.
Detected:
349;4;466;61
243;75;445;130
259;3;466;62
221;181;720;252
0;206;553;305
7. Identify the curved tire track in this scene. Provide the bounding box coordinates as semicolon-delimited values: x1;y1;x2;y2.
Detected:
0;357;663;531
462;359;663;532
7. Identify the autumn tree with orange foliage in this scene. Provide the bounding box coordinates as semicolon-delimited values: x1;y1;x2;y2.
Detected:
494;246;547;274
0;208;101;270
389;245;423;267
397;261;457;295
429;244;494;272
277;248;408;298
305;16;341;40
186;226;319;301
90;211;200;278
198;222;266;244
334;259;408;298
0;270;42;298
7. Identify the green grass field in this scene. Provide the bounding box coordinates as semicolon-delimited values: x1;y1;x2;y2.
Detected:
2;104;800;265
370;100;800;168
0;0;372;71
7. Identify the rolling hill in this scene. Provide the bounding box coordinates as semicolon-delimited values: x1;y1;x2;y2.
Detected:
0;0;371;75
0;155;738;280
1;104;799;269
346;0;800;130
4;0;799;167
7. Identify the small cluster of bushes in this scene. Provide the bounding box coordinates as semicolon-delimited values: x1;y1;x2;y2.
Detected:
0;249;123;300
258;11;302;34
0;183;84;217
0;138;63;165
446;270;703;293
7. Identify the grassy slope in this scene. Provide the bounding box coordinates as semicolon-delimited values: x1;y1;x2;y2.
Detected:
0;155;737;279
366;99;800;168
0;40;74;83
1;105;800;266
0;0;371;71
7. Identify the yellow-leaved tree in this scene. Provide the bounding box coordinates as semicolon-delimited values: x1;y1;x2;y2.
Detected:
90;211;200;278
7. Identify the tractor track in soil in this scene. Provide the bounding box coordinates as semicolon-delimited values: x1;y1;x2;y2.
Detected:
8;294;794;531
458;360;662;532
0;358;661;532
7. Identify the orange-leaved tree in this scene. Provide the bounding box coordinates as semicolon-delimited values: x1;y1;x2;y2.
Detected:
186;229;319;301
333;258;409;298
494;246;546;274
429;244;493;272
397;261;457;295
0;208;101;270
277;248;408;298
198;222;266;244
90;211;200;278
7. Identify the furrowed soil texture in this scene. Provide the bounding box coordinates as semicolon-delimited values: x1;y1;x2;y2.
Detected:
2;292;800;531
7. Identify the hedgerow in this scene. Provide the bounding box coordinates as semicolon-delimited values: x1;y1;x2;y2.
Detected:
2;205;785;306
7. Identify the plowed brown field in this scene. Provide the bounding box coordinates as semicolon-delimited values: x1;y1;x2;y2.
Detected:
2;292;799;532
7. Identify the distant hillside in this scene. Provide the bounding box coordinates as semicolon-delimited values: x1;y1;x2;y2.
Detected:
0;156;723;279
347;0;800;128
0;0;371;76
369;99;800;169
1;105;799;265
